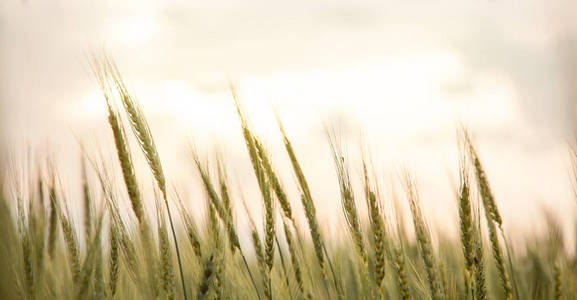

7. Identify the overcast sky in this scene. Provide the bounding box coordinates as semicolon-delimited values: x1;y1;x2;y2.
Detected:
1;0;577;241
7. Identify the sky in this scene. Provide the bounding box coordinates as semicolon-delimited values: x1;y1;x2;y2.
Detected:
1;0;577;243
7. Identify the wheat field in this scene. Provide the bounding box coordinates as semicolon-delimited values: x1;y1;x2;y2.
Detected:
0;57;575;300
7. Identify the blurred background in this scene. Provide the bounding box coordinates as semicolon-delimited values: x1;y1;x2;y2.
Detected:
1;0;577;242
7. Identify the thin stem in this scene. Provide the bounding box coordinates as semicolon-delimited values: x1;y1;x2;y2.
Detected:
241;251;263;300
164;196;188;300
323;244;342;299
275;235;292;297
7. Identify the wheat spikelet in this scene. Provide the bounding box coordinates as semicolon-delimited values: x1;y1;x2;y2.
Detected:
254;139;294;223
238;197;271;300
460;128;502;228
461;128;512;300
205;190;226;300
212;247;224;300
485;208;512;300
112;209;140;285
47;184;58;259
81;157;92;245
282;218;310;298
55;198;81;286
252;229;271;300
76;212;104;299
274;115;340;298
197;253;215;300
216;157;239;255
91;57;145;224
200;153;263;298
108;219;120;297
94;165;143;289
213;258;224;300
104;58;167;199
231;94;275;273
392;245;410;300
158;214;176;300
263;209;275;275
327;131;367;271
205;189;220;293
109;109;145;223
95;55;187;299
404;172;442;300
17;199;35;299
274;111;328;283
110;133;141;223
457;157;475;296
216;156;233;218
107;72;175;294
118;226;140;286
553;261;561;300
143;223;161;299
465;190;486;300
175;194;202;258
191;149;240;250
473;232;487;300
32;176;46;279
361;160;386;293
93;243;105;300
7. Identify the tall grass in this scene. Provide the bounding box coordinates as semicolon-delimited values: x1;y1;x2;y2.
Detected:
0;59;575;300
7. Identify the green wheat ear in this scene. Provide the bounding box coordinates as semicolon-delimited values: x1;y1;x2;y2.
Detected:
460;127;512;300
231;91;275;274
80;157;91;245
404;172;443;300
91;57;144;224
94;55;188;300
360;156;386;296
157;212;176;300
175;193;202;258
456;143;474;290
327;129;368;284
273;109;325;271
